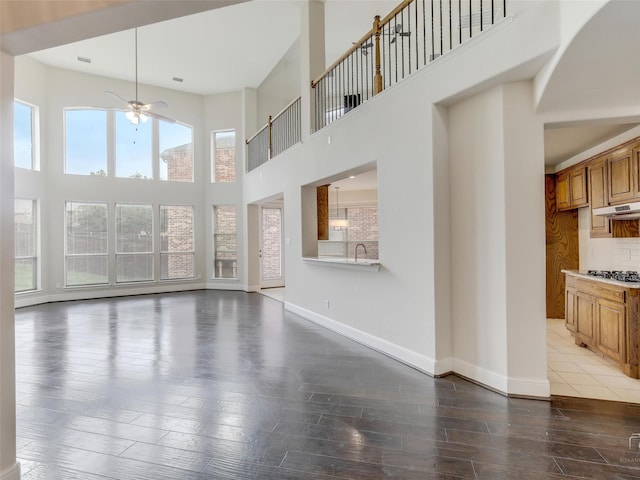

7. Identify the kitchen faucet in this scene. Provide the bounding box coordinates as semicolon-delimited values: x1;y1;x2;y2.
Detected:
355;243;367;262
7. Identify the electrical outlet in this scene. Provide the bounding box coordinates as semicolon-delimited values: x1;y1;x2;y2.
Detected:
324;300;330;309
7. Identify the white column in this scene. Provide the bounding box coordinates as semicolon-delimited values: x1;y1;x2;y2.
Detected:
0;51;20;480
299;0;325;139
502;81;549;397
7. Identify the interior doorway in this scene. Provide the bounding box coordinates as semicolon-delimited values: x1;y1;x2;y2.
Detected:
260;202;284;289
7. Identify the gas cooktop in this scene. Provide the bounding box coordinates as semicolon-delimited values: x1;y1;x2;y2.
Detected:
587;270;640;283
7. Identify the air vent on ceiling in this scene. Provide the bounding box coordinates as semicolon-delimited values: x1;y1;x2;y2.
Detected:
77;56;92;64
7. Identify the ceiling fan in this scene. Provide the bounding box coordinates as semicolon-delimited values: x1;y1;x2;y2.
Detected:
386;23;411;43
106;28;174;125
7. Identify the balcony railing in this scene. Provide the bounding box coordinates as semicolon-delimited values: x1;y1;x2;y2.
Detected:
312;0;506;131
246;97;301;172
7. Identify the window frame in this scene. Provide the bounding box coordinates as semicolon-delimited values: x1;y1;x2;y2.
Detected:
14;198;39;293
64;201;109;287
115;203;154;284
159;204;195;280
14;99;39;171
212;205;238;279
64;108;109;176
211;129;237;183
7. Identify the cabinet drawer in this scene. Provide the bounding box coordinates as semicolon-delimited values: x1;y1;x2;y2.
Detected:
576;279;625;303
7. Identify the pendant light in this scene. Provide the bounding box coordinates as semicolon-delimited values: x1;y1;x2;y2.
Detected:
329;186;349;228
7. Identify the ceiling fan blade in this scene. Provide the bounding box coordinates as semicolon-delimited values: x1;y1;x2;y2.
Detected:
140;100;168;111
145;110;175;124
105;90;129;105
390;37;396;44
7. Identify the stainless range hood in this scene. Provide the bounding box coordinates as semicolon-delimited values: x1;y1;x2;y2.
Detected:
593;201;640;220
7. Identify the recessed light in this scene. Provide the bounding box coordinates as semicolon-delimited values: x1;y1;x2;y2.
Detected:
172;77;184;83
77;56;91;64
349;175;356;179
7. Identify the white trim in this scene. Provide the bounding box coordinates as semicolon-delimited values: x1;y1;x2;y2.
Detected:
14;282;208;308
452;358;550;398
452;358;509;393
286;302;550;398
0;463;20;480
508;376;551;398
285;302;437;375
302;257;381;272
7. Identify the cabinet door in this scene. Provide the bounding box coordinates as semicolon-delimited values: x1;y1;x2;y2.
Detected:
556;172;571;211
608;149;635;204
565;288;577;333
589;160;611;237
595;299;625;363
570;167;588;208
575;292;595;345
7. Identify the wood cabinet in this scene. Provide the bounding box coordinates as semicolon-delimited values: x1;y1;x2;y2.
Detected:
608;146;636;204
564;272;639;378
556;166;588;211
588;158;611;237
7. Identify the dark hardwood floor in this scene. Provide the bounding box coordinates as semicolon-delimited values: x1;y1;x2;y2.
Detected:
13;290;640;479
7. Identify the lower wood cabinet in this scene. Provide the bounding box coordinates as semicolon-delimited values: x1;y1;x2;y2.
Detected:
565;273;638;378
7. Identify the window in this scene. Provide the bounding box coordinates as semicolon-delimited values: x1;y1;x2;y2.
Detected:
15;199;38;292
213;205;237;278
116;204;153;283
65;202;108;286
115;111;153;179
14;100;37;170
160;205;194;279
159;121;193;182
212;130;236;182
65;109;108;175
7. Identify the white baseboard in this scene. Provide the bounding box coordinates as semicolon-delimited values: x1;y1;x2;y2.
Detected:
284;302;438;376
0;463;20;480
285;302;550;399
453;358;550;398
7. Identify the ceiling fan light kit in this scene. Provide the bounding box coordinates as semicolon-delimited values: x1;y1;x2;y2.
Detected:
106;28;174;125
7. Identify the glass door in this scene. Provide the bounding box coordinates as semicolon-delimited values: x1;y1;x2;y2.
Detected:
260;205;284;288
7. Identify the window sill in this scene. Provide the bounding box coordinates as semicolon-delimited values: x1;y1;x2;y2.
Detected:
302;257;381;272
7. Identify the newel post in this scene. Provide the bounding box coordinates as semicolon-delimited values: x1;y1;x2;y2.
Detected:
373;15;383;95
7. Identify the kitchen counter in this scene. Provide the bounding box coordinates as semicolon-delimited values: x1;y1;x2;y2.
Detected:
562;269;640;289
302;257;381;272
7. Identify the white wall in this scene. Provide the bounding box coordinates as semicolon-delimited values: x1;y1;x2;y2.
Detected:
256;40;300;127
0;51;20;480
14;57;246;306
243;0;559;395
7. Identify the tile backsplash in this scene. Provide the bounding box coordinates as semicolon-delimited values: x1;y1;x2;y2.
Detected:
579;207;640;271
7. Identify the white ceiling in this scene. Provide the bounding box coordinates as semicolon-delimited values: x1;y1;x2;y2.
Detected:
26;0;397;96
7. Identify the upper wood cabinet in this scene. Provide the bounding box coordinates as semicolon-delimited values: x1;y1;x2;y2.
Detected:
607;146;637;204
556;166;588;211
588;158;611;237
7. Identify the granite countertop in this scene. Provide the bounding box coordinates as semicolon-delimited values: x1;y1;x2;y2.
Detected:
562;270;640;289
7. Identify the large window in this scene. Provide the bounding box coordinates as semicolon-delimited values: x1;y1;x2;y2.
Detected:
65;202;108;286
213;205;237;279
159;121;193;182
116;204;153;283
15;199;38;292
14;100;37;170
65;109;108;175
115;112;153;179
212;130;236;183
160;205;194;279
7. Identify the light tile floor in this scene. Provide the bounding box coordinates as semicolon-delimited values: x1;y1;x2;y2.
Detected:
548;317;640;403
259;287;285;302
